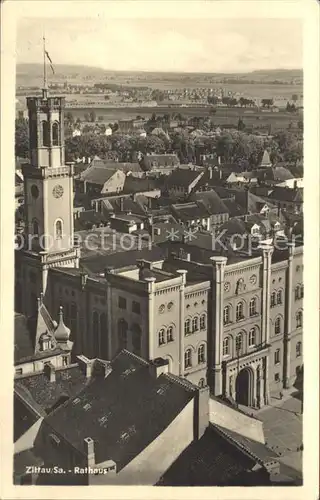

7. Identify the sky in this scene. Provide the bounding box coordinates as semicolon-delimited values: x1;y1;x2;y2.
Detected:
16;17;302;73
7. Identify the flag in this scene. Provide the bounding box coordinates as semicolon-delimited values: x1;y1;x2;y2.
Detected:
45;50;55;74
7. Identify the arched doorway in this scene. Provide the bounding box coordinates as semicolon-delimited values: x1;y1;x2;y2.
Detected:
235;368;253;406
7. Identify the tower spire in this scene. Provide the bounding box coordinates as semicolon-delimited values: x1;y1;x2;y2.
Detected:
43;34;48;98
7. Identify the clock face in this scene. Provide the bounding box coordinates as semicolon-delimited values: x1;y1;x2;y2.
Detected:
250;275;257;285
52;185;64;199
31;185;39;199
224;282;231;292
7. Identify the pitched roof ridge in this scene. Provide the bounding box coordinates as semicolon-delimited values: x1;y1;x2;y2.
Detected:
212;424;277;467
163;372;197;393
115;349;150;367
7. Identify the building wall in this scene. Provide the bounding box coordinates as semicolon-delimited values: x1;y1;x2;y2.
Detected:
93;398;195;485
101;171;126;194
14;417;43;454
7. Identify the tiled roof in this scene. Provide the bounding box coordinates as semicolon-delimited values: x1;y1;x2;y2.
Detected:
166;169;203;188
268;187;303;203
44;351;195;469
142;154;179;168
171;202;210;221
81;167;119;185
90;159;141;173
190;190;229;215
157;425;263;486
15;365;89;414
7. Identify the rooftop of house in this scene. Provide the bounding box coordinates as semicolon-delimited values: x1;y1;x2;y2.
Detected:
81;166;122;186
268;186;303;203
171;202;210;221
88;158;142;174
166;168;203;188
156;424;270;486
190;190;230;215
15;364;90;414
44;351;196;470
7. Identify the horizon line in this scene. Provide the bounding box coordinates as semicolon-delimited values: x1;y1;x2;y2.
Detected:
16;62;303;76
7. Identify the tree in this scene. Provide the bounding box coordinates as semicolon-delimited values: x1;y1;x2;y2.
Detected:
237;118;246;131
261;98;274;108
15;119;29;158
89;111;96;123
208;95;219;105
292;94;298;102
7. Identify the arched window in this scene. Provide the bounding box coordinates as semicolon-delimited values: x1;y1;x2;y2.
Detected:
184;319;191;335
296;341;302;357
223;306;230;325
249;298;256;317
93;311;99;357
277;290;283;305
32;219;39;236
236;302;244;321
200;314;206;330
192;316;199;332
55;220;63;240
296;311;303;328
42;121;50;147
271;292;276;307
235;333;243;355
275;316;281;335
198;378;206;388
295;285;301;301
118;319;128;350
249;327;256;347
167;326;174;343
300;285;304;298
132;324;141;356
223;337;230;356
52;122;59;146
185;348;192;369
198;344;206;364
274;348;280;364
100;313;108;358
158;328;165;346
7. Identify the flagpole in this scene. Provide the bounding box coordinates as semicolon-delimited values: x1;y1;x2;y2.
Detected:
43;35;48;97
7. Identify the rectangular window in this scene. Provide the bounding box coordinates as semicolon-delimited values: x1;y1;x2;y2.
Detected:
118;296;126;310
274;349;280;365
132;301;141;314
15;368;23;375
274;373;280;382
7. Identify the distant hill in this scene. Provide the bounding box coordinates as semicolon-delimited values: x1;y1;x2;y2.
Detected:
16;63;303;88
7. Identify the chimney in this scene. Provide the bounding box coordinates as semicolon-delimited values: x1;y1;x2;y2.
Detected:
148;197;153;210
186;253;191;261
194;384;210;440
104;266;115;279
149;357;169;378
208;166;213;179
218;156;221;165
219;169;222;180
176;268;188;285
44;362;56;383
77;355;93;378
84;437;95;467
293;180;298;190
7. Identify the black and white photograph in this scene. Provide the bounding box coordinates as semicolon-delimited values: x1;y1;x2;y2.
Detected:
1;0;319;496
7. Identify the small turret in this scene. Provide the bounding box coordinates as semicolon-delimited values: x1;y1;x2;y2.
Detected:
54;306;71;343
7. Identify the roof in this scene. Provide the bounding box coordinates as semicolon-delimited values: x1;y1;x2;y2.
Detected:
157;425;267;486
171;202;210;221
81;166;121;185
44;351;196;469
89;159;142;174
166;169;203;188
15;365;89;414
190;190;229;215
259;150;272;167
142;154;180;168
268;187;303;203
80;246;166;275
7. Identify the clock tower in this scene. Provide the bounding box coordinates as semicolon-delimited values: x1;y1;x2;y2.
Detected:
17;88;80;315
